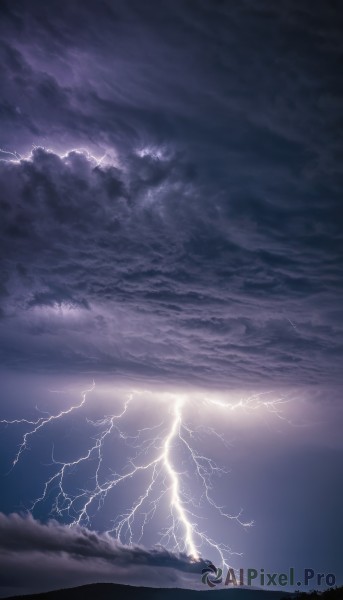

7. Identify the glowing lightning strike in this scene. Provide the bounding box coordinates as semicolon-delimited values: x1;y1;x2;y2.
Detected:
161;396;198;558
205;391;288;420
1;384;287;568
1;382;95;467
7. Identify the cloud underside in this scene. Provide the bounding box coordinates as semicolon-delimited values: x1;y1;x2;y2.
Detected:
0;513;205;596
0;146;341;387
0;0;342;387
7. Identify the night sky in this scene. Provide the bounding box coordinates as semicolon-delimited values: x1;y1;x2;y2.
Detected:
0;0;342;597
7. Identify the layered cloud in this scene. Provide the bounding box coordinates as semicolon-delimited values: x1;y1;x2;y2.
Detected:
0;0;342;388
0;3;343;595
0;0;342;175
0;513;206;596
0;144;342;386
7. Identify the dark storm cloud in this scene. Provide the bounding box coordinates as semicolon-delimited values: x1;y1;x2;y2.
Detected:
0;512;203;570
0;0;342;170
0;0;342;386
0;142;342;385
0;3;343;593
0;513;206;596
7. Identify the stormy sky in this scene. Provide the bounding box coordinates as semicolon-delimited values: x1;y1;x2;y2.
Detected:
0;0;342;597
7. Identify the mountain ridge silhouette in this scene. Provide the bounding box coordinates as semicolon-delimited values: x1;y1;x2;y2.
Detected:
2;582;294;600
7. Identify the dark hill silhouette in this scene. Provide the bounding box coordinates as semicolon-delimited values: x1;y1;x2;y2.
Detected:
4;582;294;600
282;588;342;599
5;583;342;600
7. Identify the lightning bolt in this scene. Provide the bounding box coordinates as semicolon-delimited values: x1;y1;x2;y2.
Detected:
1;383;95;467
1;384;287;568
0;147;22;161
205;391;289;421
0;145;112;167
1;146;292;569
287;318;299;333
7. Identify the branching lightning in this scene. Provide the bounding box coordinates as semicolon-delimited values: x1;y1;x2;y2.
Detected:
1;384;287;568
1;384;94;467
0;145;114;168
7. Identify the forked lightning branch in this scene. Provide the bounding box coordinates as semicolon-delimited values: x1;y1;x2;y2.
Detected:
1;384;287;567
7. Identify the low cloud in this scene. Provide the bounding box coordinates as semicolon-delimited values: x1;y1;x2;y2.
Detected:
0;513;206;597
